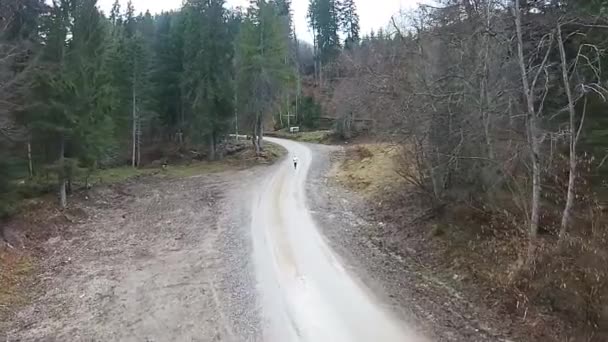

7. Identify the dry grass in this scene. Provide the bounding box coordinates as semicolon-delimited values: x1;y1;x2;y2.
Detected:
333;144;404;197
0;249;35;331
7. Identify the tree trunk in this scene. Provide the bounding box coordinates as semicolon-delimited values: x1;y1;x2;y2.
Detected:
557;23;580;239
85;160;96;189
59;135;67;209
234;97;239;140
252;122;260;156
208;132;216;161
514;0;541;260
295;80;299;124
257;115;264;151
131;91;136;168
131;66;137;168
312;26;318;85
319;60;323;88
136;119;141;167
27;141;33;179
481;0;494;160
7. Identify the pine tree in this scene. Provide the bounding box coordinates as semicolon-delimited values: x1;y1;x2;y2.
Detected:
338;0;359;49
0;0;46;216
109;0;121;26
307;0;340;84
105;3;147;168
272;0;298;129
124;0;136;37
29;0;113;208
312;0;341;61
181;0;235;159
69;0;115;174
106;17;131;148
237;0;291;153
150;12;184;136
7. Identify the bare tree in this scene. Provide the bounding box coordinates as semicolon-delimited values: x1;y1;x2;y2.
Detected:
513;0;554;259
556;20;607;239
557;21;578;239
327;0;606;261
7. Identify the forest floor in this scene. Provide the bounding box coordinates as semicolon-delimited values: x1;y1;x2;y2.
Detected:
305;142;587;342
0;144;285;341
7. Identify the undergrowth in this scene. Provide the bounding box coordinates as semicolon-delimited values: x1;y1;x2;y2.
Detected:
335;143;608;341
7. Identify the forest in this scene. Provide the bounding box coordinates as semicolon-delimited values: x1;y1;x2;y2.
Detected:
0;0;312;212
0;0;367;210
3;0;608;338
317;0;608;337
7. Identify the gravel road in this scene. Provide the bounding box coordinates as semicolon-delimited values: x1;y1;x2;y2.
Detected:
252;138;425;342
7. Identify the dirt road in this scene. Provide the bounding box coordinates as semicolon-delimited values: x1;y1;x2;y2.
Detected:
5;138;426;341
252;138;424;341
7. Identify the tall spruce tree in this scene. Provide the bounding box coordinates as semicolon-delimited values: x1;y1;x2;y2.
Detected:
339;0;359;49
237;0;291;153
150;12;184;137
180;0;234;159
307;0;340;64
29;0;112;207
0;0;46;216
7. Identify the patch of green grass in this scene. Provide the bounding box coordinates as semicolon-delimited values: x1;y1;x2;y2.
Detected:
299;131;333;143
89;166;156;185
162;162;232;178
5;143;287;217
138;142;287;179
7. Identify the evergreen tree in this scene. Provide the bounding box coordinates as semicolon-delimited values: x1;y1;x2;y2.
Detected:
109;0;121;26
0;0;47;216
273;0;299;129
124;0;136;37
150;12;184;136
338;0;359;49
275;0;293;33
29;0;113;207
181;0;235;159
237;0;291;153
307;0;341;64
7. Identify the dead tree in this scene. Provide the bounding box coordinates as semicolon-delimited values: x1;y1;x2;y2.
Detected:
514;0;553;259
556;20;607;239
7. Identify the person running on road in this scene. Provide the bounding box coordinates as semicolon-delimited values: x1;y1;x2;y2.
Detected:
293;155;298;169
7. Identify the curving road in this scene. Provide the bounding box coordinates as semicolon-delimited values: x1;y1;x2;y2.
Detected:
251;138;425;342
